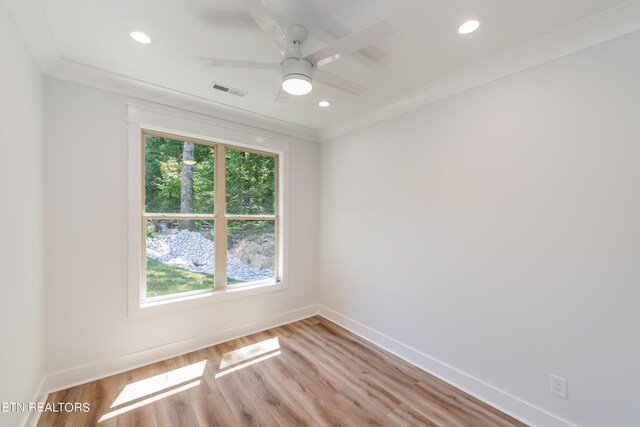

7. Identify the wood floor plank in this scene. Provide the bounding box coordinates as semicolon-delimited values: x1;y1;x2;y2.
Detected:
316;319;439;385
186;349;224;402
114;404;158;427
153;391;199;427
37;317;527;427
234;362;317;427
284;323;404;413
241;354;320;427
73;375;118;426
329;390;388;427
37;385;83;427
191;390;239;426
339;385;393;420
288;334;402;417
214;339;281;427
362;368;471;427
415;379;526;427
216;374;279;426
304;320;499;427
282;376;355;427
387;403;441;427
280;334;349;394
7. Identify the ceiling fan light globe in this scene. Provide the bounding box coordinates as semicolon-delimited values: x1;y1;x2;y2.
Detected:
282;75;312;95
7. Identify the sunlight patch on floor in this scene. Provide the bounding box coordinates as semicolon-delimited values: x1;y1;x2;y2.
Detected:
98;380;201;422
215;351;281;378
111;360;207;407
98;338;283;422
215;337;281;378
219;337;280;369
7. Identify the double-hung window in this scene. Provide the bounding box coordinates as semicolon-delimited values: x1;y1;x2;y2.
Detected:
130;121;286;315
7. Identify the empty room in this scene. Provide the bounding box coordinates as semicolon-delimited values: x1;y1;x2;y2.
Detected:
1;0;639;426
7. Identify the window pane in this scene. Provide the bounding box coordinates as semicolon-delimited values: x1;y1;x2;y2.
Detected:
226;149;276;215
144;135;215;214
145;219;214;298
227;220;275;285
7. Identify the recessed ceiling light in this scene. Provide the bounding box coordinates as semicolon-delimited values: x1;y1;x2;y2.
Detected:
458;19;481;35
318;100;331;108
129;30;151;44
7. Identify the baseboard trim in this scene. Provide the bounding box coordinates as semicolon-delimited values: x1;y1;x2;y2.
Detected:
317;305;574;427
41;305;318;397
34;304;574;427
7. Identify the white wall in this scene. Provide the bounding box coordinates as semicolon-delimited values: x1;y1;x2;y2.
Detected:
0;2;45;426
43;78;318;378
319;31;640;427
7;4;638;425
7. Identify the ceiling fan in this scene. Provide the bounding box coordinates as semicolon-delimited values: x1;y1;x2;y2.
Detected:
199;0;393;101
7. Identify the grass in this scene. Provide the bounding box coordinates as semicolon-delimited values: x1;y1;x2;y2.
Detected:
146;258;241;297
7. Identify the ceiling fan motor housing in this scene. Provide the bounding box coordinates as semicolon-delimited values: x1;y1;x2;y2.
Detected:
281;57;313;80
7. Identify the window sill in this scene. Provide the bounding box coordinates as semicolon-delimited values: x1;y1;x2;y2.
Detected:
128;281;288;318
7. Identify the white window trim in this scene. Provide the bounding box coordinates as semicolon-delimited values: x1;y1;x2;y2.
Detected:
127;104;290;318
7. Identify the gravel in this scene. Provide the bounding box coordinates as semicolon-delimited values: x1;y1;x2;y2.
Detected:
146;229;274;282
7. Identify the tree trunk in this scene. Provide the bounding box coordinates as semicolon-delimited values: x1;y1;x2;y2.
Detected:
179;142;195;230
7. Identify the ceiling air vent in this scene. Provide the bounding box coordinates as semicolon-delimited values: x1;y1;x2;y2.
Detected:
210;82;247;97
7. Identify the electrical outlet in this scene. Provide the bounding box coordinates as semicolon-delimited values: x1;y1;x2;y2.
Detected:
216;305;225;317
550;375;567;399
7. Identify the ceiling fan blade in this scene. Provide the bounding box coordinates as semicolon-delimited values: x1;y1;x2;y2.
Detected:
274;87;290;104
240;0;297;59
199;57;280;70
314;69;367;95
305;20;393;67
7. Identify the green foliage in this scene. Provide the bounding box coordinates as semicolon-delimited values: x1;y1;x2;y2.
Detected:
146;222;156;238
225;149;276;215
144;135;276;224
158;157;182;207
144;136;215;215
192;156;214;212
144;136;182;213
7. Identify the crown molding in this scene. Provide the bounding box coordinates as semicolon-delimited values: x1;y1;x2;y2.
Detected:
4;0;319;142
46;59;319;142
317;0;640;141
6;0;640;143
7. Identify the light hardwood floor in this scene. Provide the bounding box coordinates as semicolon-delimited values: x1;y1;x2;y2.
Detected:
37;316;527;427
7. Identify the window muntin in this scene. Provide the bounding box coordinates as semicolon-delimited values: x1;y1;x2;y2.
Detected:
142;131;279;302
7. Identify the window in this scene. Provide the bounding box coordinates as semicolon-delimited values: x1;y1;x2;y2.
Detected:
142;130;280;303
127;106;289;316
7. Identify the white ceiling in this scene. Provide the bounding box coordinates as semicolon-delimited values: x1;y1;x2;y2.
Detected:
5;0;633;133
